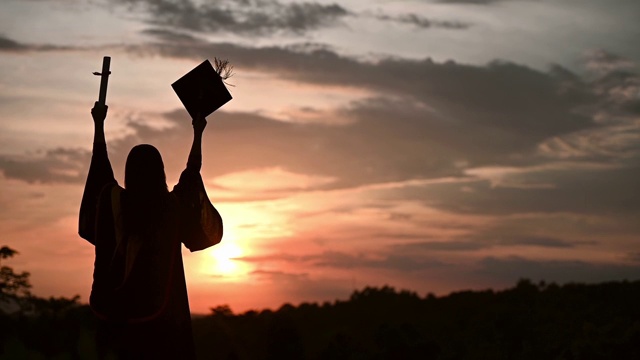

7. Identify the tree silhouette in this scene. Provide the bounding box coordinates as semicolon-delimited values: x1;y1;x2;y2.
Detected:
0;246;91;359
0;246;31;310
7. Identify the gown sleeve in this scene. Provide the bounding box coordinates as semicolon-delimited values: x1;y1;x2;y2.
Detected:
79;142;117;244
172;154;223;252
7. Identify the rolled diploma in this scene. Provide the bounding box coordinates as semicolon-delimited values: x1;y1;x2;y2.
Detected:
98;56;111;106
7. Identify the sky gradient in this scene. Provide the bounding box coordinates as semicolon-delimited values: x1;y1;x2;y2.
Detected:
1;0;639;313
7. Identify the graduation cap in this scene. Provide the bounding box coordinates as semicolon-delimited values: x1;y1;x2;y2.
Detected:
171;59;233;119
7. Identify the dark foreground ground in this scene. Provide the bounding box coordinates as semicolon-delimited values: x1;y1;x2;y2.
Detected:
1;279;639;359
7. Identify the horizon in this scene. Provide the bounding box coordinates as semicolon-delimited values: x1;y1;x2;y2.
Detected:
191;277;639;315
1;0;640;314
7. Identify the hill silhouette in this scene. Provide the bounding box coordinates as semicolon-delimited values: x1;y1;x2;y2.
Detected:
1;247;639;359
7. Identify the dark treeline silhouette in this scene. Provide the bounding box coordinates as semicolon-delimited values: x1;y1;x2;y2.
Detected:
193;280;640;360
2;247;639;360
0;246;91;359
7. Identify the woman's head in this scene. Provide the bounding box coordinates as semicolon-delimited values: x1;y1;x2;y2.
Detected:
125;144;168;195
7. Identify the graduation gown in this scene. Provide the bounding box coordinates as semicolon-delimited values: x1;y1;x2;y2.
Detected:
79;142;222;359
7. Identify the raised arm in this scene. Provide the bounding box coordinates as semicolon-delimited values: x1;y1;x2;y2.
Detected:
92;103;107;145
173;114;222;251
79;102;117;243
186;115;206;172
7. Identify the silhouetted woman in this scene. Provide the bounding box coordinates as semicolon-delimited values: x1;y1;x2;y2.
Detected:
79;102;222;359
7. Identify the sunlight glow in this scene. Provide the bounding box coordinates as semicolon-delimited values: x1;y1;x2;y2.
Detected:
200;226;252;278
210;242;243;275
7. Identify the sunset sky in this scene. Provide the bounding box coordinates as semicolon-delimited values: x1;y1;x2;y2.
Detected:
1;0;639;313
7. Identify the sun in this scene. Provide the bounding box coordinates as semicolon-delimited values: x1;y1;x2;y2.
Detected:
202;226;248;277
210;242;243;275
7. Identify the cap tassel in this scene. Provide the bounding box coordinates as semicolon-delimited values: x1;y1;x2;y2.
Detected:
213;57;235;87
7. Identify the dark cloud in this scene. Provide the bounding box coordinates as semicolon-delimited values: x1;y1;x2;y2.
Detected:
0;35;27;51
435;0;517;4
312;251;447;272
146;42;595;146
0;34;75;52
117;0;349;36
373;13;469;30
156;93;577;191
390;235;592;254
479;256;640;284
468;219;602;248
235;250;640;287
386;165;640;216
251;269;309;282
585;49;636;75
238;250;447;272
121;0;470;37
503;235;594;248
393;241;487;252
140;28;206;44
0;148;90;183
589;67;640;119
137;42;602;183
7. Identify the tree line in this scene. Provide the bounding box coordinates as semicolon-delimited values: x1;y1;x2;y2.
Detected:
1;246;639;359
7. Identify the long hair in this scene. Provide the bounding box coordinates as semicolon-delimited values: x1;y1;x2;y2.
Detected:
122;144;169;236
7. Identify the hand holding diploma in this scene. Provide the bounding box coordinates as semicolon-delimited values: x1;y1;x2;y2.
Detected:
91;102;108;123
91;56;111;144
